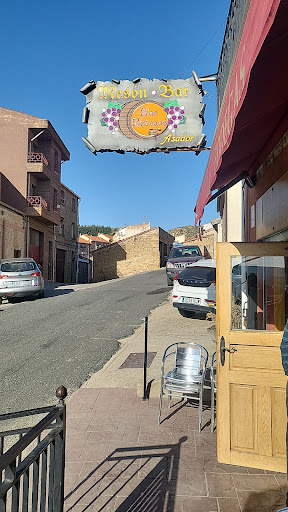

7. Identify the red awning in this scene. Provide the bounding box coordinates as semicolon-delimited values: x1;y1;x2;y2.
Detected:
194;0;287;224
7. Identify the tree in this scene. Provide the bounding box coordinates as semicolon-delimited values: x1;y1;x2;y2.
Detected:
79;224;116;236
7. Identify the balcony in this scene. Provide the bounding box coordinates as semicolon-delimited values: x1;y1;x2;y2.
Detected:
26;196;60;225
27;152;51;180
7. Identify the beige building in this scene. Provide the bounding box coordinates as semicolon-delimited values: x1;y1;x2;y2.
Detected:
113;222;151;242
93;227;174;282
0;107;79;282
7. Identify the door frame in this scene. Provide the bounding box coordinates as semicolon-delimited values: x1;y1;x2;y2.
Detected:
216;242;288;471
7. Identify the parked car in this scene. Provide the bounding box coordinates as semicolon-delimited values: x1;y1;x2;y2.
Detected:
0;258;44;302
172;259;216;317
166;244;203;285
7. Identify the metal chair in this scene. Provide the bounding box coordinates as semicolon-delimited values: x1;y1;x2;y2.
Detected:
211;352;216;432
158;342;208;431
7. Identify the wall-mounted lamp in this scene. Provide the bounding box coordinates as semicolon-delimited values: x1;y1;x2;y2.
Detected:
133;78;140;84
162;78;168;82
112;79;120;84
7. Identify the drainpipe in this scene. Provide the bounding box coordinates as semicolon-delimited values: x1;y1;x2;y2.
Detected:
53;225;57;282
76;198;81;284
1;212;5;258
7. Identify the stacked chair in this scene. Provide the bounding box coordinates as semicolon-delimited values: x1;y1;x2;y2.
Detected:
158;343;216;432
158;342;208;432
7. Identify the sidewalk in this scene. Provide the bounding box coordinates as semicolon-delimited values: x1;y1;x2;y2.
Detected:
64;300;287;512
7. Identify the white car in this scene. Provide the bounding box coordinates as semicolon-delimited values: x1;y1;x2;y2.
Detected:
172;259;216;317
0;258;44;302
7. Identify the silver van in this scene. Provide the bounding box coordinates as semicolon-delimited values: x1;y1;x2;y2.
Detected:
0;258;44;302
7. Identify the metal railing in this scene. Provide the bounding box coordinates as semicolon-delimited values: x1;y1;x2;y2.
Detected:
27;196;48;210
27;153;49;168
0;386;67;512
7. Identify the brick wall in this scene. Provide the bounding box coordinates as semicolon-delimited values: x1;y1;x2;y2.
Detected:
56;184;79;283
93;227;174;282
0;203;26;259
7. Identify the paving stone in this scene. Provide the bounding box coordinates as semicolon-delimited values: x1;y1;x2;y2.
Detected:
206;473;237;498
232;473;280;492
217;497;242;511
167;495;218;512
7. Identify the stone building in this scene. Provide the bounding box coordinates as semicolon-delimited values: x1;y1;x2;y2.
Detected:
0;201;26;259
93;227;174;282
55;184;80;283
0;107;79;282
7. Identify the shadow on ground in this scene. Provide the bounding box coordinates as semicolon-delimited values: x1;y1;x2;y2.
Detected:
65;437;187;512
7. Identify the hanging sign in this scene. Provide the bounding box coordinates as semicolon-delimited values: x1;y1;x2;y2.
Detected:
80;73;206;155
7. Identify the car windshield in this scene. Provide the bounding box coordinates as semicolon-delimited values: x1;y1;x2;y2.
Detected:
169;247;201;258
179;266;216;282
1;261;37;272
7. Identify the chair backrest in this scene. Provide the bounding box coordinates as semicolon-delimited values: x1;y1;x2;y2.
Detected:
174;345;204;377
211;351;216;385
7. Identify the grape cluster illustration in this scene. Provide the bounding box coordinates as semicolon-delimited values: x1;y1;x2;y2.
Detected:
164;103;185;133
100;104;122;134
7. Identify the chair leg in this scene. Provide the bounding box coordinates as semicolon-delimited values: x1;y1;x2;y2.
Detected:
199;390;203;432
168;393;172;409
211;390;214;432
158;385;164;425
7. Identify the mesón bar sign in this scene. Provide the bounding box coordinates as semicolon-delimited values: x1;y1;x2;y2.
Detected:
80;73;206;155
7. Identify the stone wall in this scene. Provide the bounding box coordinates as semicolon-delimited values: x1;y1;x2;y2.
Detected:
0;202;26;259
184;233;216;259
93;227;174;282
56;184;79;283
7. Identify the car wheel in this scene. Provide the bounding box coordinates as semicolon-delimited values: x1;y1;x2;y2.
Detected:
36;291;45;299
179;309;195;318
167;277;173;286
7;297;18;303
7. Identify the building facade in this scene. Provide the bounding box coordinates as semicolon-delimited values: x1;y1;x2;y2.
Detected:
194;0;288;474
93;227;174;282
55;184;80;283
0;107;79;282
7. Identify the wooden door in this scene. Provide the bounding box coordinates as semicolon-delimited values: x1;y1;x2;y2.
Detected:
216;242;288;472
56;249;65;283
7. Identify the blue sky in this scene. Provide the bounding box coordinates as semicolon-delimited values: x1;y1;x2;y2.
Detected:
1;1;230;231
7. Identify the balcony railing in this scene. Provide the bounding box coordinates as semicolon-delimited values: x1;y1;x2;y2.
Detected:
27;152;49;168
0;386;67;512
27;196;48;210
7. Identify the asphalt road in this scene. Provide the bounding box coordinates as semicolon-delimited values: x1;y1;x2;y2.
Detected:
0;269;170;414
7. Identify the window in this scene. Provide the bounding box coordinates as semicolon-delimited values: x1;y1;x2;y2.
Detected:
14;249;21;258
1;261;37;272
54;151;59;173
59;218;64;236
231;255;288;331
72;197;76;212
71;222;76;239
61;190;65;205
53;189;58;209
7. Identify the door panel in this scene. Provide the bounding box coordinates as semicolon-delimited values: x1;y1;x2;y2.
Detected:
217;242;288;472
271;387;287;457
230;384;257;452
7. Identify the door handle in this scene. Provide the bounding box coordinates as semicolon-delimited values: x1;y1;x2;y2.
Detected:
220;336;237;366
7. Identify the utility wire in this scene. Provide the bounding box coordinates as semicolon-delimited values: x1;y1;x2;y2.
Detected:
180;18;228;79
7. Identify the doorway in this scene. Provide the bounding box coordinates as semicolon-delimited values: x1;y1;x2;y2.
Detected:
216;242;288;472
